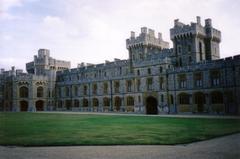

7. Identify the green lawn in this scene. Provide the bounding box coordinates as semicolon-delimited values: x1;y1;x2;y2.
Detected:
0;112;240;146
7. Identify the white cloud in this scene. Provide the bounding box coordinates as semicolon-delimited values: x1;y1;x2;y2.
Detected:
0;0;22;12
2;35;13;40
1;0;240;70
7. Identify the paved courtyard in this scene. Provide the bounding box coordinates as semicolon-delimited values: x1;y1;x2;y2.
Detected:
1;133;239;159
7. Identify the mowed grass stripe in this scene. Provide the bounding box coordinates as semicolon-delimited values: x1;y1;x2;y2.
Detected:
0;112;239;146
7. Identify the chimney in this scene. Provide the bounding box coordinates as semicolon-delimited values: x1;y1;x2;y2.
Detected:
205;18;212;27
141;27;148;34
130;31;135;38
174;19;179;26
158;33;162;40
197;16;201;25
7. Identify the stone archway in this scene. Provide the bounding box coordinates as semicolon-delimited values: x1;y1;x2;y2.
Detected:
20;101;28;111
36;100;44;111
146;96;158;114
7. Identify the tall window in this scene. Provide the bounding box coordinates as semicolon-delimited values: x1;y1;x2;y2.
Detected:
104;83;108;94
114;81;120;93
93;98;99;107
19;86;28;98
188;45;191;52
178;74;186;89
74;86;78;96
58;88;62;97
147;78;153;90
177;45;182;54
37;86;43;97
159;66;163;73
74;99;79;107
103;97;110;106
127;96;134;106
93;84;97;95
211;91;223;104
194;72;203;87
199;42;203;61
137;70;140;76
136;79;141;91
161;94;164;102
83;98;88;107
210;70;220;86
179;93;190;104
147;68;151;75
127;80;132;92
65;87;70;97
159;77;164;89
189;56;192;64
179;58;182;67
83;85;88;95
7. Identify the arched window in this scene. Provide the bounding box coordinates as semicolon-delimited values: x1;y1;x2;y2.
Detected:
103;97;110;106
92;98;99;107
37;86;43;97
127;96;134;106
19;86;28;98
83;98;88;107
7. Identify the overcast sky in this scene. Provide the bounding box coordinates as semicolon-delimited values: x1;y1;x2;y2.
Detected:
0;0;240;70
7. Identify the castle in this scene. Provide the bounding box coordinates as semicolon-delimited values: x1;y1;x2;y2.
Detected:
1;17;240;115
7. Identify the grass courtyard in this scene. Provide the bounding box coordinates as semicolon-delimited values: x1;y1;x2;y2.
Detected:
0;112;240;146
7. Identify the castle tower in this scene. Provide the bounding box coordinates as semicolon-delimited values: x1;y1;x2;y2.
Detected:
170;16;221;67
204;18;221;60
126;27;169;72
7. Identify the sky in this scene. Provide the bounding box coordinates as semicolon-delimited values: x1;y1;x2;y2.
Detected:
0;0;240;71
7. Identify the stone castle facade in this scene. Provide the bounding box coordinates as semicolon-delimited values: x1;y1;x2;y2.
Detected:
1;17;240;114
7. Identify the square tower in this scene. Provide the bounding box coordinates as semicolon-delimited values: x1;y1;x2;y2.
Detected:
170;16;221;67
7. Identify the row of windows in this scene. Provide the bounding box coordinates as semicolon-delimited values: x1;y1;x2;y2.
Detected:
178;71;221;89
19;86;44;98
136;66;164;76
59;78;166;97
178;91;223;105
61;69;224;97
58;96;135;107
58;67;129;82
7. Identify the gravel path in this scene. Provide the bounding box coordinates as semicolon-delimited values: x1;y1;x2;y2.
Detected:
1;133;239;159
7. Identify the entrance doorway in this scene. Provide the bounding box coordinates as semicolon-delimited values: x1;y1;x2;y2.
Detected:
36;100;44;111
20;101;28;111
146;96;158;114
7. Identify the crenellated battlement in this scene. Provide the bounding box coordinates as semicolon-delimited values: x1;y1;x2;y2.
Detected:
26;49;71;75
126;27;169;49
170;17;221;42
